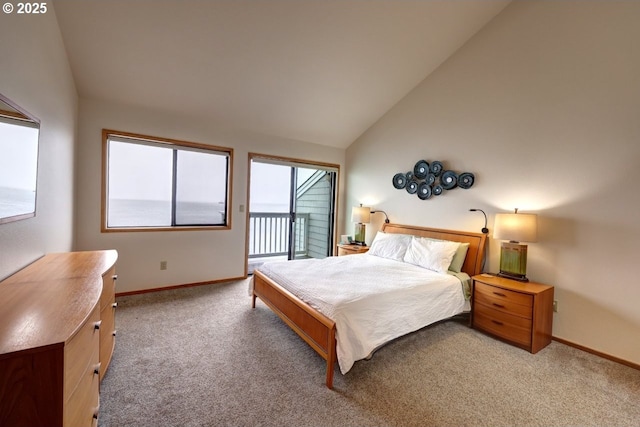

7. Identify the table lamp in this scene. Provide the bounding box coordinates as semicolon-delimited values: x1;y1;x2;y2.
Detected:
493;209;537;282
351;204;370;245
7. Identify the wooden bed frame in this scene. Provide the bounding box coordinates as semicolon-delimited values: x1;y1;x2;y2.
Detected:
251;223;487;389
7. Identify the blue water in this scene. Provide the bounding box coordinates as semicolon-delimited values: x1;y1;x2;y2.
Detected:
107;199;225;227
0;186;36;218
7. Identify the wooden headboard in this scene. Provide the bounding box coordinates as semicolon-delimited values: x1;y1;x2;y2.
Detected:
380;223;487;277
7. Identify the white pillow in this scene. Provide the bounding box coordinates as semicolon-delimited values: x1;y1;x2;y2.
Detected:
403;236;461;273
422;238;470;273
367;231;412;262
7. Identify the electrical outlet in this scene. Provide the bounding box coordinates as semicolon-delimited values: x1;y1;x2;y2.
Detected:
160;261;167;270
553;300;558;312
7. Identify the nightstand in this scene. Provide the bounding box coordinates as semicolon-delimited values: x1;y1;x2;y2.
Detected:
471;274;554;353
337;243;369;256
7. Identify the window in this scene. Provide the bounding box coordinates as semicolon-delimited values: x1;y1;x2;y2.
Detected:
0;93;40;224
102;130;232;231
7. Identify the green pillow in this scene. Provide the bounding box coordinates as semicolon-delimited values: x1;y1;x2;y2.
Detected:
448;242;469;273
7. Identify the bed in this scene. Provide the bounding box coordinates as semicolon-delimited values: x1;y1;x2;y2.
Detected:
250;223;487;388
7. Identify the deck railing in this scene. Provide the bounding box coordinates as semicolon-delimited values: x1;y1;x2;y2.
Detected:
248;212;309;258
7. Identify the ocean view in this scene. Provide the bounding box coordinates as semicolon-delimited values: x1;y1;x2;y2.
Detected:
108;199;226;227
107;199;289;227
0;186;36;218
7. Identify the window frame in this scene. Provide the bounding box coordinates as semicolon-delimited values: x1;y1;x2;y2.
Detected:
101;129;233;232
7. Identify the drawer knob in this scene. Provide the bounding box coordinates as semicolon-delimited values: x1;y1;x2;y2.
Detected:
113;330;117;337
492;303;505;308
112;274;118;280
93;363;101;376
112;302;118;308
94;320;102;330
491;319;504;326
493;291;506;297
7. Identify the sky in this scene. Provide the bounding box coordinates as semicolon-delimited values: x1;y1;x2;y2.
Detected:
107;140;318;210
108;141;228;203
250;161;316;211
0;121;39;191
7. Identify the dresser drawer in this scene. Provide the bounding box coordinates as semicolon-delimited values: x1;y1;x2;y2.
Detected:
101;266;117;311
473;304;532;347
475;282;532;311
99;299;117;380
64;305;100;399
474;288;532;319
64;360;100;427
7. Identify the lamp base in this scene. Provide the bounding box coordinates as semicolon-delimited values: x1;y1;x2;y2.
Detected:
498;242;529;282
497;271;529;282
354;223;366;245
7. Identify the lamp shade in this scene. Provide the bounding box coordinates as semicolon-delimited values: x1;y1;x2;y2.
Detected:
493;212;538;243
351;206;371;223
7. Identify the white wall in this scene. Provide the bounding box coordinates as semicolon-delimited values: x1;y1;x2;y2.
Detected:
75;98;345;293
345;1;640;365
0;9;77;280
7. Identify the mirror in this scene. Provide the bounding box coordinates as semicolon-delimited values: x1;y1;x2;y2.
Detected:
0;93;40;224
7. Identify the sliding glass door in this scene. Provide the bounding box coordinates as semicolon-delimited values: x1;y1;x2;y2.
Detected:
247;155;337;273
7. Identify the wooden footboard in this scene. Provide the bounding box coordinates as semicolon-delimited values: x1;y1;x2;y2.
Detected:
252;270;337;389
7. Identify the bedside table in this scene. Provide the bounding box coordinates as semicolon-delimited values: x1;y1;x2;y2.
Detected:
471;274;554;353
337;244;369;256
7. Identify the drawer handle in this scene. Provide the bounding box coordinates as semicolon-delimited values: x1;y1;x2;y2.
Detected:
112;302;118;308
93;363;101;376
492;303;505;308
94;320;102;330
491;319;504;326
93;404;100;419
112;274;118;281
493;291;507;297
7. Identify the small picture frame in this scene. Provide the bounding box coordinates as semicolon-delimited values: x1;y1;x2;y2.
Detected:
340;235;354;244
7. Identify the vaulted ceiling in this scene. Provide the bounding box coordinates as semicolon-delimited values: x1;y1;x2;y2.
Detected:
53;0;510;148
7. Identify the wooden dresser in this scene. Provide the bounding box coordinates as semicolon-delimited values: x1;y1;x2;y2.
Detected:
0;250;118;427
471;274;554;353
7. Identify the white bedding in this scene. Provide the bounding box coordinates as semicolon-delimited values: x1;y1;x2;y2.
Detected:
252;253;467;374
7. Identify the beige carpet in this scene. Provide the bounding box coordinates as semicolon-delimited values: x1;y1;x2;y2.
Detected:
98;279;640;427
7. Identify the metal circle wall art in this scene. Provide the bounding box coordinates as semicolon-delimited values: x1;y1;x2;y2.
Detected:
392;173;407;189
430;161;444;176
406;180;419;194
392;159;475;201
440;170;458;190
458;172;475;189
417;182;432;200
413;160;429;179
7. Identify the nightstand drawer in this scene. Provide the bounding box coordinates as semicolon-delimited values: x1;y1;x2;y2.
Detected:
337;244;369;256
474;287;532;319
473;305;532;347
475;282;533;309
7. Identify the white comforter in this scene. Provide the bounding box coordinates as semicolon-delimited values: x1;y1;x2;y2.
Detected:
253;254;466;374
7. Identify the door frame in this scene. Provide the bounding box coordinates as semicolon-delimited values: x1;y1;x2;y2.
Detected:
245;153;340;276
